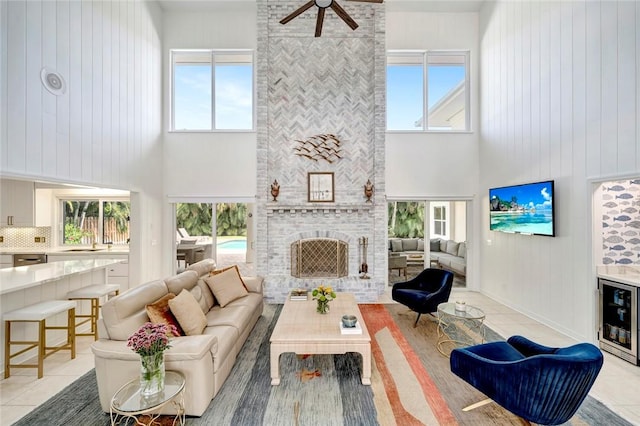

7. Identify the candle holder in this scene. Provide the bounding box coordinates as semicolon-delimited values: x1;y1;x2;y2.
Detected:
270;179;280;202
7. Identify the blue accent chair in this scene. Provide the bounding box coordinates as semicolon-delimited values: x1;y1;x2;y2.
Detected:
391;268;454;327
450;335;604;425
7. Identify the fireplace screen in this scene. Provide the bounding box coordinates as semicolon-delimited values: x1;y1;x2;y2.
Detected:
291;238;348;278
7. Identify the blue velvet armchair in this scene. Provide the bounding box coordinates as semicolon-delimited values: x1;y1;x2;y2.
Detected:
391;268;454;327
450;335;604;425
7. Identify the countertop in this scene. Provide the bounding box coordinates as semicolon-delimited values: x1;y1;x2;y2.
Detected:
0;247;129;255
0;258;126;295
596;265;640;287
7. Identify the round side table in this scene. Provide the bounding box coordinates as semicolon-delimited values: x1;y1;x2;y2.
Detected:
436;302;486;357
110;370;185;426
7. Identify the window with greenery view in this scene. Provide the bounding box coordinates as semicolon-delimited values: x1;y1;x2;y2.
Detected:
171;50;254;131
176;203;247;237
388;202;425;238
387;50;470;131
63;200;130;245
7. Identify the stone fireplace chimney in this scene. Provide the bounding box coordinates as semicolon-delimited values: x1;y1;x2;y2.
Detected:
255;0;386;302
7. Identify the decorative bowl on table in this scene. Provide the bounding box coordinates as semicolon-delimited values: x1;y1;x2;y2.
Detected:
341;315;357;328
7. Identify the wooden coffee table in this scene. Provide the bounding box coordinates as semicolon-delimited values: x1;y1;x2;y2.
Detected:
270;292;371;386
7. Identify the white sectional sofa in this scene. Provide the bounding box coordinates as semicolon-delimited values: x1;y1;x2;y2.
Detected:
91;259;263;416
429;238;466;277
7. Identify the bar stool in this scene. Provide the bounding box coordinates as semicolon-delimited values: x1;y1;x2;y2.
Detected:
67;284;120;340
3;300;76;379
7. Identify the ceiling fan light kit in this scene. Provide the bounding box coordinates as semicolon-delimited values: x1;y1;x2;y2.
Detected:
280;0;383;38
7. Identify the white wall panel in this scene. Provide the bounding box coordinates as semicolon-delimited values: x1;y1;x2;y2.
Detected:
385;11;480;198
1;0;164;284
479;0;640;342
25;0;42;175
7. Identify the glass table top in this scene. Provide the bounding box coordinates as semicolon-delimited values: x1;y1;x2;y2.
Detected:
111;371;185;413
438;302;485;320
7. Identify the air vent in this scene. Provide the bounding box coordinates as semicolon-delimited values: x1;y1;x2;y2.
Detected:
40;67;66;96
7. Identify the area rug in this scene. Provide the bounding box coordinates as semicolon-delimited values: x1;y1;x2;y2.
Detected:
14;303;631;426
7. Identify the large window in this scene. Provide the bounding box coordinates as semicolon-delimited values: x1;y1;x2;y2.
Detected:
171;50;254;131
387;51;470;132
63;200;130;245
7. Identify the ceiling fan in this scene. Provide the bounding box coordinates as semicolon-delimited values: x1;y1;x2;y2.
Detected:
280;0;383;38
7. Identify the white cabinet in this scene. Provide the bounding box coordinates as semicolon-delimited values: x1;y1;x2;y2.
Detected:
0;255;13;269
1;179;35;226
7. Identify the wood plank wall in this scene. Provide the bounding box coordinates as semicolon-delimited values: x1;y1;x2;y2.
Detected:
0;0;162;191
479;1;639;341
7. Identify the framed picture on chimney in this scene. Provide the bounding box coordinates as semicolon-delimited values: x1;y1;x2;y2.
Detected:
308;172;334;202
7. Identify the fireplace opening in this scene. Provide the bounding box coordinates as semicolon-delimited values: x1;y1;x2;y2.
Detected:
291;238;348;278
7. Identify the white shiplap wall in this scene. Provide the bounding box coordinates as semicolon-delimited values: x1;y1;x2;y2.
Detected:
479;1;640;341
0;0;163;191
0;0;165;284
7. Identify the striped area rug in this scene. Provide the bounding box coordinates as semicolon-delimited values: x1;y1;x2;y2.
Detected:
13;303;631;426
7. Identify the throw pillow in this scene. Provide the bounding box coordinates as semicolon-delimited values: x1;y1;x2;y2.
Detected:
458;242;467;258
417;239;424;251
439;239;447;252
168;289;207;336
209;265;248;289
430;238;440;251
146;293;185;336
446;240;460;256
403;239;418;251
390;239;403;252
204;266;249;308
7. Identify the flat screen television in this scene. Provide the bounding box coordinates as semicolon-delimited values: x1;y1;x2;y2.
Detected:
489;180;555;237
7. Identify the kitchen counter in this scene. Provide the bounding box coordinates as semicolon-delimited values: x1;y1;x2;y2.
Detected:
0;258;126;295
0;247;129;255
597;265;640;287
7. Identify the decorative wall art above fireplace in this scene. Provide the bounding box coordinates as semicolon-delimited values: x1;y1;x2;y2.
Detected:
294;134;343;163
308;172;335;202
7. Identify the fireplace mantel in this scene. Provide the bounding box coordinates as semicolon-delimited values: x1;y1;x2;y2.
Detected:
266;203;374;216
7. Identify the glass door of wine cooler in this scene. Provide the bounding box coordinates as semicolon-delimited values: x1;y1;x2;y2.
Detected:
598;278;637;365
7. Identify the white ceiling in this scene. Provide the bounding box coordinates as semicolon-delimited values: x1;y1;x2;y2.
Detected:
155;0;485;14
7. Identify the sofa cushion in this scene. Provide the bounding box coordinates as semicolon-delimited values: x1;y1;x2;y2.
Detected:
101;279;168;341
146;293;185;336
430;239;441;251
391;239;403;252
446;240;460;256
202;324;239;373
165;270;199;295
189;283;212;313
417;239;424;251
402;238;418;251
458;242;467;259
186;258;216;277
440;239;448;252
168;289;207;336
204;267;249;308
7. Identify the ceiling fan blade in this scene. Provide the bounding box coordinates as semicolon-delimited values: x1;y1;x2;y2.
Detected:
330;1;358;30
346;0;384;3
280;0;316;25
315;8;326;37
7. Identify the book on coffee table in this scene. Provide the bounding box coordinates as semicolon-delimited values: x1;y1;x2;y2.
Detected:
340;320;362;335
289;289;308;300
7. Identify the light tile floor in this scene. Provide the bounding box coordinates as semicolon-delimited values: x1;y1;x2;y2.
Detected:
1;287;638;425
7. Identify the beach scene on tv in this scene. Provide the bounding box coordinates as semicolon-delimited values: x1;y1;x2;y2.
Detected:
490;181;554;236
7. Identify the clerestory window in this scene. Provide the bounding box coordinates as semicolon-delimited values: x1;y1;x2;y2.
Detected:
170;50;254;131
387;50;470;132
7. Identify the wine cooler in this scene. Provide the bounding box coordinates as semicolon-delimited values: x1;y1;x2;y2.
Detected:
598;278;638;365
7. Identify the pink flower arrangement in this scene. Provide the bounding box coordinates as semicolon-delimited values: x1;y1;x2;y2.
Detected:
127;322;179;357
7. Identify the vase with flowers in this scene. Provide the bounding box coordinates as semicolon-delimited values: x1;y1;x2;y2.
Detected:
127;322;179;397
312;285;336;314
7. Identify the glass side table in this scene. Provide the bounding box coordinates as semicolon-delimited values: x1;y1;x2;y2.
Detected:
436;302;486;357
110;370;185;426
